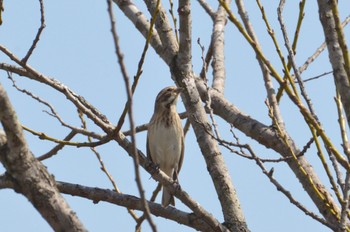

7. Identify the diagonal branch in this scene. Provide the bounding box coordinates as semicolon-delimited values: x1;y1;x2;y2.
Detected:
144;0;178;60
0;85;87;232
21;0;46;64
196;81;343;227
174;1;250;231
106;1;156;230
113;0;176;65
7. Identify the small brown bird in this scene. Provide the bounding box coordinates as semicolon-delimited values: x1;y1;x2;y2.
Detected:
147;86;184;207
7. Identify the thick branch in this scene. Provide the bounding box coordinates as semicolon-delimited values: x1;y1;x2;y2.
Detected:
174;2;249;231
0;174;219;232
195;81;342;227
112;0;170;63
211;2;230;93
317;0;350;128
0;85;87;232
144;0;178;60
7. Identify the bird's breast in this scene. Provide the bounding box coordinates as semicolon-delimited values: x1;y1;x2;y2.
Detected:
148;120;183;173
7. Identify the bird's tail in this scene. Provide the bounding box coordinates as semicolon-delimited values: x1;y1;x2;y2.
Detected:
162;187;175;207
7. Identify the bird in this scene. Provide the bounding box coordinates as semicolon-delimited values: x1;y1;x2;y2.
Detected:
147;86;184;207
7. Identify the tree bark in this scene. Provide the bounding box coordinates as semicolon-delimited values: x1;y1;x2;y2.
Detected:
0;83;87;232
317;0;350;127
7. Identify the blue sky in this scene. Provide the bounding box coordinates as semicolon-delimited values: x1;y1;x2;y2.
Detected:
0;0;349;231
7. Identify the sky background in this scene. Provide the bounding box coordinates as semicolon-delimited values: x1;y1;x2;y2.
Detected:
0;0;349;231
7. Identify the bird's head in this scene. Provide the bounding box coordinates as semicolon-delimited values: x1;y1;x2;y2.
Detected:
154;86;183;110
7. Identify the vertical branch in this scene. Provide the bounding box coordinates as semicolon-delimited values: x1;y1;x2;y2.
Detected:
236;0;285;129
176;1;249;231
276;0;306;101
168;0;179;43
78;111;139;222
278;0;317;119
335;93;350;161
211;1;231;93
317;0;350;128
115;0;161;132
177;0;192;72
278;2;346;207
255;0;300;101
330;0;350;83
340;173;350;231
106;1;157;231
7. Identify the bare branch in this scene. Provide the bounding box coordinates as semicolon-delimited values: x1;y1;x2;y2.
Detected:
7;72;104;140
197;0;215;20
168;0;179;43
21;0;46;64
211;1;230;93
144;0;178;59
107;0;156;230
112;0;168;63
246;144;335;230
278;0;318;120
37;130;77;161
115;0;161;133
195;81;343;226
236;0;286;130
0;84;87;231
317;1;350;127
0;174;223;232
114;131;229;232
340;173;350;231
0;45;113;132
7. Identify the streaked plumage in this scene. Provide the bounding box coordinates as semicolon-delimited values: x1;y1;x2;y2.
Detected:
147;86;184;207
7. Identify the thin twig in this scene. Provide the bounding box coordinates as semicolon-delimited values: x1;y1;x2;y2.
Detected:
197;39;221;139
22;0;46;64
199;41;213;80
298;15;350;74
275;0;306;101
302;71;333;83
37;130;77;161
123;111;187;136
256;0;300;100
115;0;161;133
246;144;335;230
335;87;350;161
219;2;348;170
278;0;318;120
168;0;179;43
135;183;162;231
22;125;106;147
77;110;139;222
7;72;105;140
278;3;344;204
106;0;156;230
209;125;306;163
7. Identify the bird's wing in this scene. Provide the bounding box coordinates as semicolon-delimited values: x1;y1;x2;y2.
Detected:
146;134;153;162
175;135;185;180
